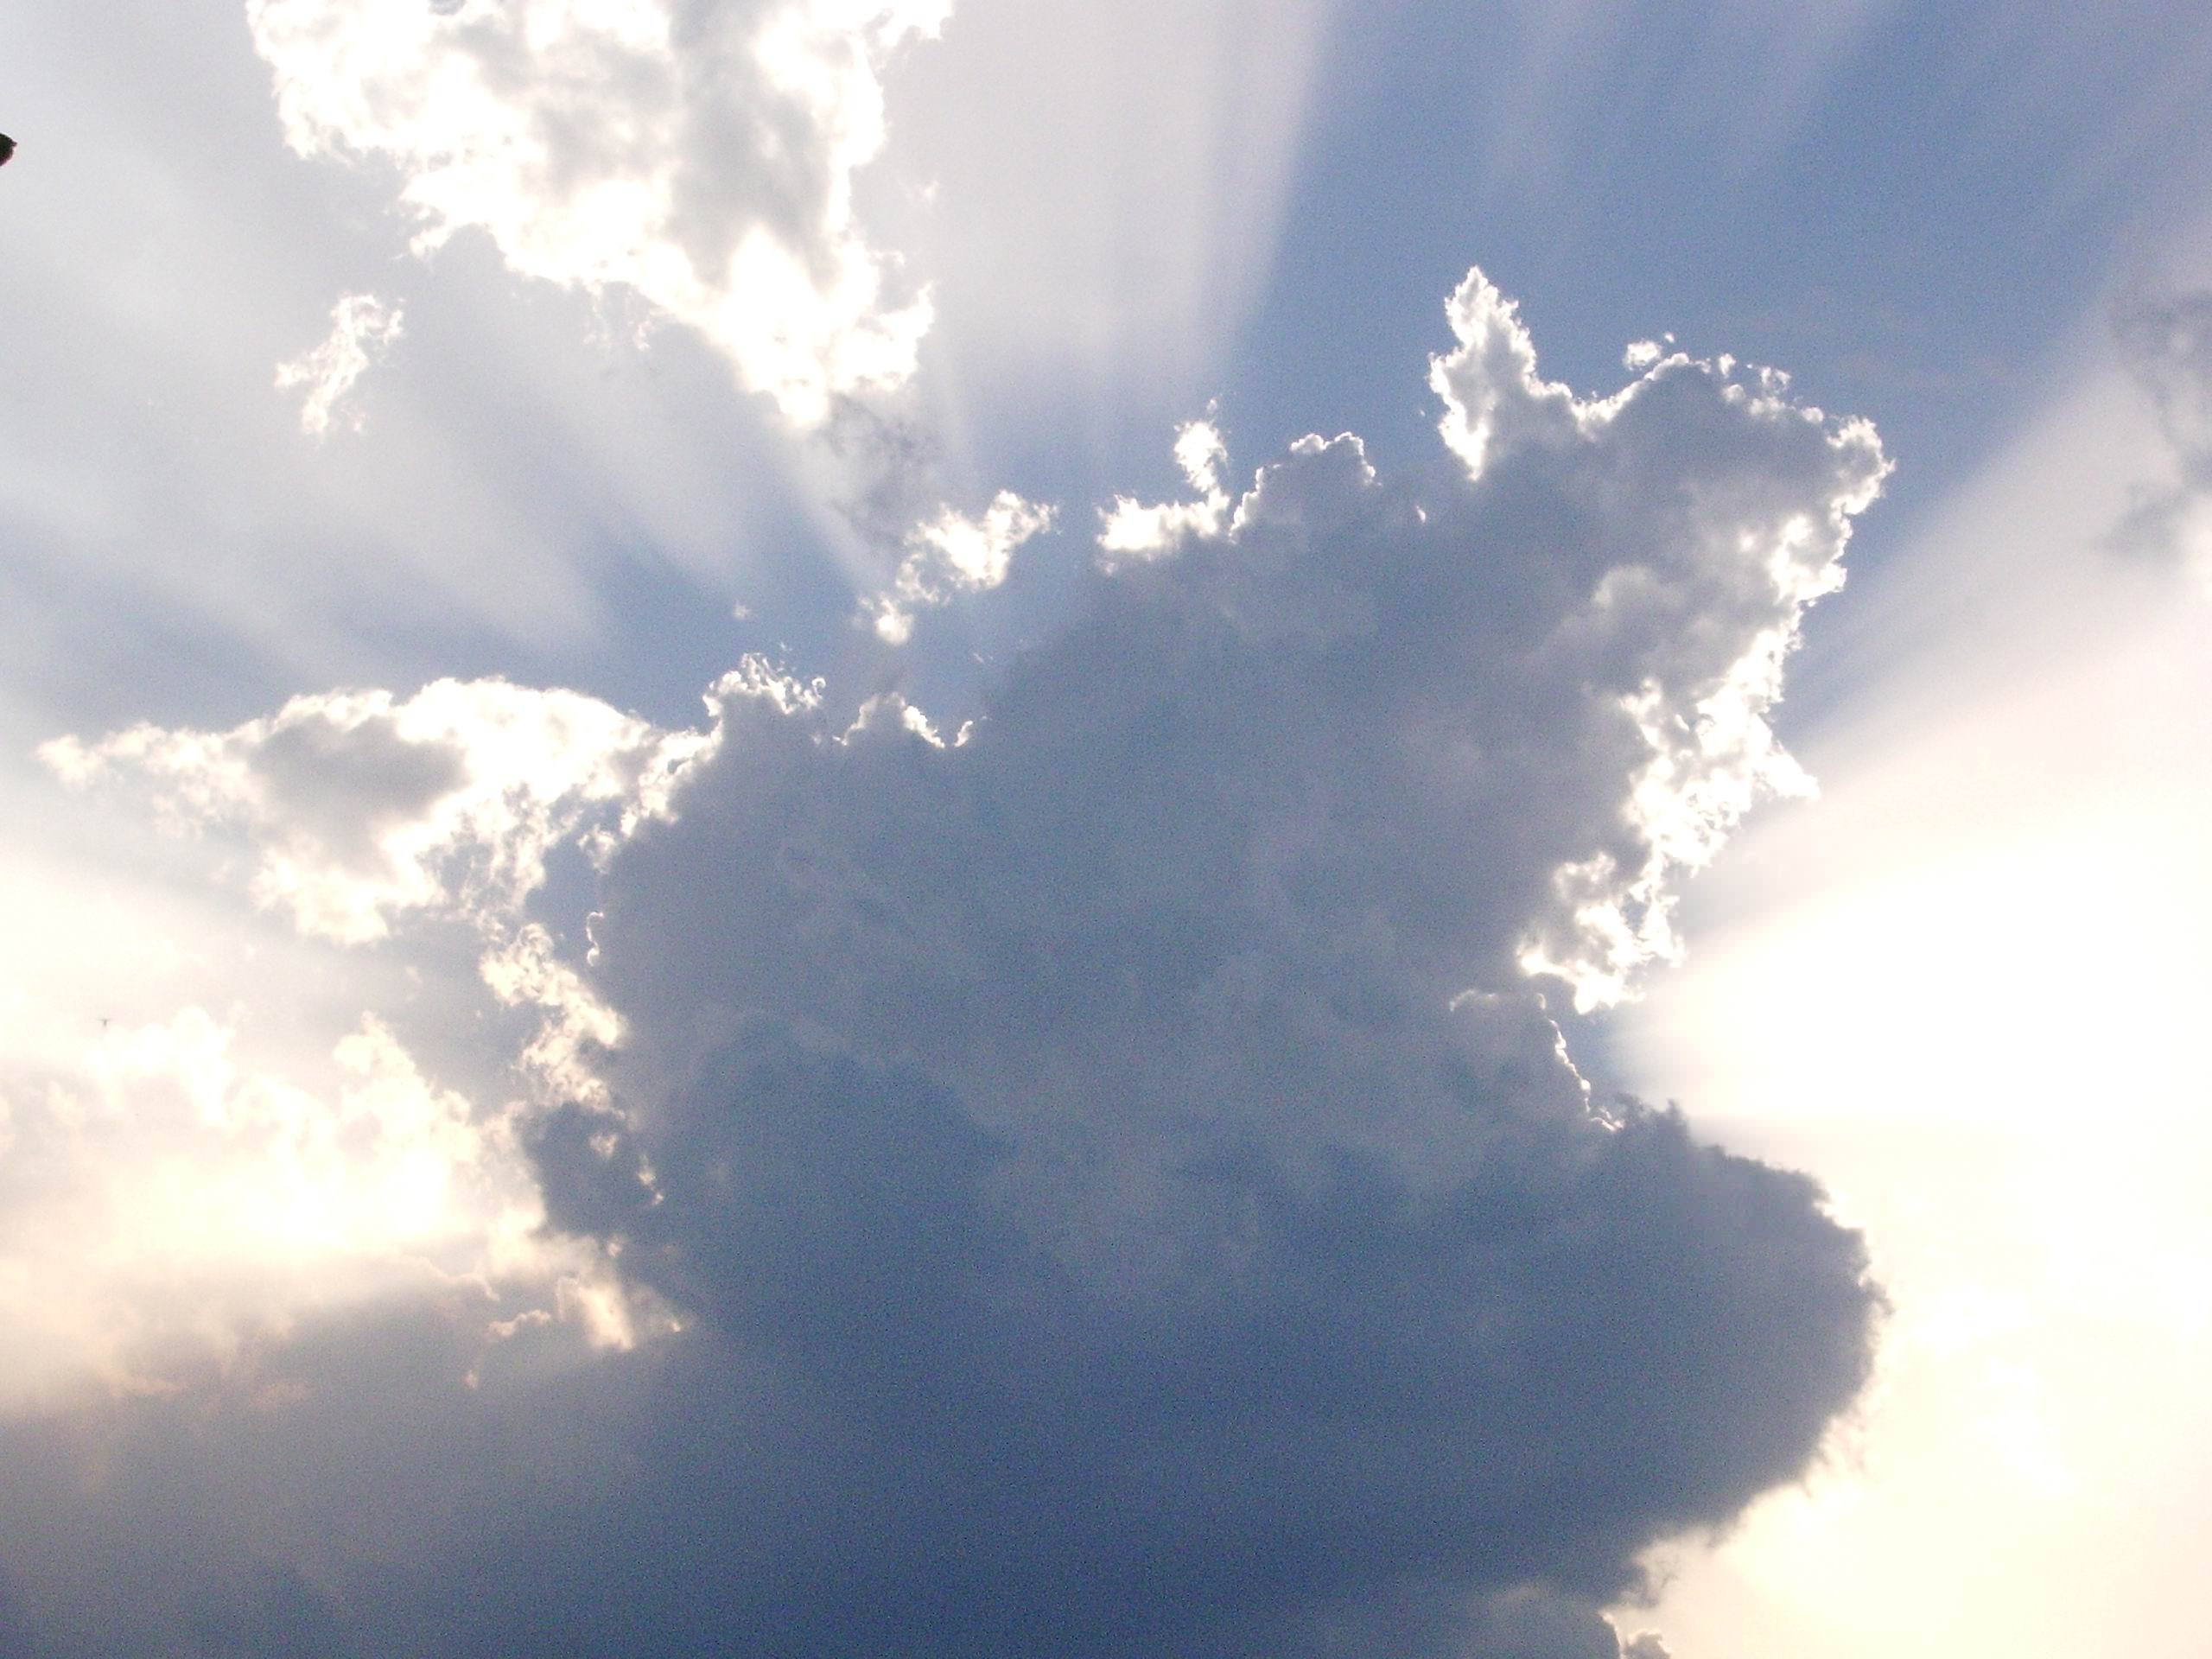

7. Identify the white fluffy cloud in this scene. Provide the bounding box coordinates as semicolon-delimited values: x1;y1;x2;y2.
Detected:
246;0;946;426
1097;415;1232;560
870;488;1055;640
41;677;708;944
275;291;405;436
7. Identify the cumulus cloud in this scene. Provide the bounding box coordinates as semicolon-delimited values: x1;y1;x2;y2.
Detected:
246;0;945;426
1426;274;1885;1007
275;291;405;436
22;679;715;1393
0;266;1884;1656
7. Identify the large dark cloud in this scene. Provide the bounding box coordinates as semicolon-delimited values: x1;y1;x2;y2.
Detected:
500;280;1879;1654
0;271;1883;1658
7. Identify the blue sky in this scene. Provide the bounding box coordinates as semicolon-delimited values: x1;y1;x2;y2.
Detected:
3;3;2209;1655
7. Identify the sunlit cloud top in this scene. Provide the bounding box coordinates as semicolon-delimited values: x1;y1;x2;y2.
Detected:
248;0;946;424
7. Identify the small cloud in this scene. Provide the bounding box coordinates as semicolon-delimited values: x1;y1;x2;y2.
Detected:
1622;333;1682;373
869;488;1055;641
1096;414;1231;562
274;292;404;437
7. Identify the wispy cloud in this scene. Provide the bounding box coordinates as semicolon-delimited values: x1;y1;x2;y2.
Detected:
275;292;404;437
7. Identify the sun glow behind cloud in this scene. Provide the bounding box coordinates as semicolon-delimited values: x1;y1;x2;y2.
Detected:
1615;323;2212;1659
1;676;728;1410
0;1007;557;1406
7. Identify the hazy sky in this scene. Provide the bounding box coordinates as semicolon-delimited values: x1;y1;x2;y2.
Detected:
3;3;2209;1655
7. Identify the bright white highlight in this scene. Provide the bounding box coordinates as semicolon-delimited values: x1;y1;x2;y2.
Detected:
0;1006;632;1408
1428;268;1890;1010
1097;416;1232;560
245;0;947;426
9;674;737;1405
872;489;1055;641
275;291;404;436
41;678;709;944
1618;335;2212;1659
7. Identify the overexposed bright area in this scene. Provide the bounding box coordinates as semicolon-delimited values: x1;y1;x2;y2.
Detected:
1615;305;2212;1658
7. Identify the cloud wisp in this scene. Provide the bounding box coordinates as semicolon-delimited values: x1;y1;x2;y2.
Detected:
274;292;405;437
2;269;1885;1659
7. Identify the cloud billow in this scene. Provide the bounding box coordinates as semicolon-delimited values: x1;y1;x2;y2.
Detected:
505;270;1885;1655
2;269;1884;1658
508;1042;1866;1657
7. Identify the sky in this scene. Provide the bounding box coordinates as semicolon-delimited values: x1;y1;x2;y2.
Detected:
1;2;2209;1655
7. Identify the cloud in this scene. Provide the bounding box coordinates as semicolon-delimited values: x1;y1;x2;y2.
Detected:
275;292;405;436
0;266;1883;1656
246;0;947;427
871;488;1056;641
8;677;708;1412
0;1005;646;1413
521;265;1881;1651
1097;415;1232;560
41;677;708;944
